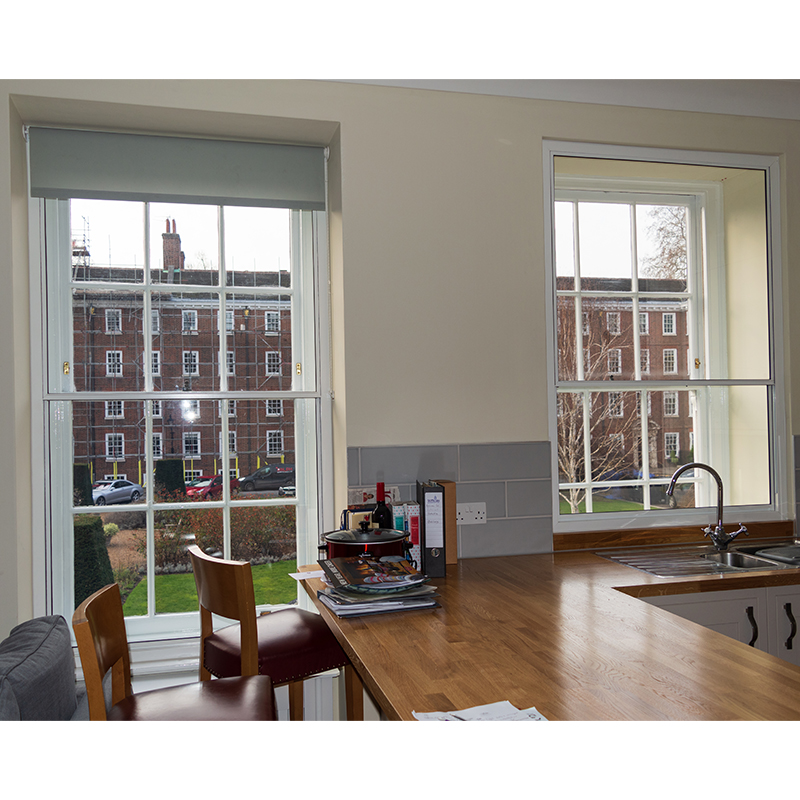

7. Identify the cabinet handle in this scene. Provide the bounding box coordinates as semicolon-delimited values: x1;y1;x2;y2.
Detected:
785;603;797;651
746;606;758;647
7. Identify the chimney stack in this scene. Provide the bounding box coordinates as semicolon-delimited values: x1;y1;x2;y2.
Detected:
162;218;185;271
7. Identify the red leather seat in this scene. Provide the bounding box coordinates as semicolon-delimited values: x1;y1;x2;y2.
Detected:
188;545;363;720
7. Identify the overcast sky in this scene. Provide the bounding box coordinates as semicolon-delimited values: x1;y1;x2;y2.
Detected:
70;199;292;275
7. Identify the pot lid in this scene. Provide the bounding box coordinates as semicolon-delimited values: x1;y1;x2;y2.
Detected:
324;528;407;544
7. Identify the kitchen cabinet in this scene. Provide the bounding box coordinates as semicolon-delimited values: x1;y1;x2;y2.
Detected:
765;586;800;667
644;585;800;665
644;588;769;651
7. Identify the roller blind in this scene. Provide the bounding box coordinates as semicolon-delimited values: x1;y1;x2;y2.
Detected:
28;127;326;210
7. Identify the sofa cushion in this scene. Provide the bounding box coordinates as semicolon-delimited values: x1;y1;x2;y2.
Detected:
0;616;78;721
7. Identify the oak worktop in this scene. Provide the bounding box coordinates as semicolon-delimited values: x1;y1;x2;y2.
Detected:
302;547;800;721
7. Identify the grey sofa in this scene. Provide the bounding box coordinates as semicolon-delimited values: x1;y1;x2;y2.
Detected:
0;615;87;720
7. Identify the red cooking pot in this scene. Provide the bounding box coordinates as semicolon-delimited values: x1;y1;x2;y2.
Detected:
320;524;410;561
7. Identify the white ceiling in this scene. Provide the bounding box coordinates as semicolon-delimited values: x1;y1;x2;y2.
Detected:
331;80;800;122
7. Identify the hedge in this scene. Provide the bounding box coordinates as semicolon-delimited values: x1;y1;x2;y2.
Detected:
74;514;114;607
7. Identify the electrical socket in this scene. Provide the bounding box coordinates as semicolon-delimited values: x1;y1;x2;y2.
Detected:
456;502;486;525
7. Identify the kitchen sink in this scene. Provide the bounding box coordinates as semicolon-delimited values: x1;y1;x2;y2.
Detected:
701;551;784;569
599;540;800;578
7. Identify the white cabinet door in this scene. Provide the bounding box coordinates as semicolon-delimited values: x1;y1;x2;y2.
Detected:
644;588;769;651
765;586;800;667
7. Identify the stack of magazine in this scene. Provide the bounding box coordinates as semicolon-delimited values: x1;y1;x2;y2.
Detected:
317;555;439;617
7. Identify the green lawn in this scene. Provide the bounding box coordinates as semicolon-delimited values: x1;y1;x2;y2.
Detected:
559;496;645;515
123;559;298;616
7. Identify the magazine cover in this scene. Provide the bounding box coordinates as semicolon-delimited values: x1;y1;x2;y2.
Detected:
318;555;425;589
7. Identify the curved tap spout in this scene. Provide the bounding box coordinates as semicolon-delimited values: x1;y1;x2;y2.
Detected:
666;462;747;551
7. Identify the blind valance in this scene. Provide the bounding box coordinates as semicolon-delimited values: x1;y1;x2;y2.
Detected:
28;127;326;210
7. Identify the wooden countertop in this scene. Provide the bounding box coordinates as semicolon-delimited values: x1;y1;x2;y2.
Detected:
301;548;800;721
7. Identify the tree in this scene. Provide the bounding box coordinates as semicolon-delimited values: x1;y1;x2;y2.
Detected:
640;205;688;280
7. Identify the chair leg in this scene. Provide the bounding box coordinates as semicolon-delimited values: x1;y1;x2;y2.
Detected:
288;680;304;720
344;663;364;721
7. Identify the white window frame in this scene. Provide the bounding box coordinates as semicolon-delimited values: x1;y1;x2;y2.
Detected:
663;348;678;375
639;312;649;336
105;433;124;461
33;197;335;641
606;312;620;336
183;431;201;458
151;350;161;376
266;351;281;375
105;308;122;333
663;391;679;417
182;350;199;376
662;312;676;335
265;310;280;333
152;432;163;460
104;400;124;419
267;430;283;455
544;139;787;536
105;350;122;377
182;309;198;332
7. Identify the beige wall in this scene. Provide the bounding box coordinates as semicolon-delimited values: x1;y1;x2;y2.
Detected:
1;80;799;636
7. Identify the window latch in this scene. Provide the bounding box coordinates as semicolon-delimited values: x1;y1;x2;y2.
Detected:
63;361;70;375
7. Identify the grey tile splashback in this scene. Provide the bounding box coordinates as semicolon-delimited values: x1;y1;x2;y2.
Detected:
348;441;553;558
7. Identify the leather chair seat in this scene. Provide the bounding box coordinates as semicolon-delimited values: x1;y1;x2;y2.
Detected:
108;675;278;721
203;608;348;684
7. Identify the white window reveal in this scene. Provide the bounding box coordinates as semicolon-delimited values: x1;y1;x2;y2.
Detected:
183;350;199;376
548;141;783;532
105;308;122;333
182;309;198;332
106;350;122;376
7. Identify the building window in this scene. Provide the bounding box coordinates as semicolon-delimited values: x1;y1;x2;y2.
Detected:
182;350;199;376
266;311;280;333
152;432;163;460
663;391;678;417
151;309;160;334
105;433;124;460
665;432;679;459
267;430;283;455
105;308;122;333
266;352;281;375
226;350;235;375
151;400;162;418
104;400;124;419
266;399;282;416
182;309;198;332
183;431;201;458
151;351;161;375
549;143;782;527
106;350;122;376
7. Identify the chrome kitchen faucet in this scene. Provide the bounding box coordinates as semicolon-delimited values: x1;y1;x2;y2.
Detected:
666;462;748;551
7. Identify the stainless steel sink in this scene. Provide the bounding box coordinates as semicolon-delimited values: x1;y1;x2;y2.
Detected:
702;551;784;569
599;541;800;578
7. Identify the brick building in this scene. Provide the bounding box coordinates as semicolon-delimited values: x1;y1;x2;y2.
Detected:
71;220;295;487
556;276;694;491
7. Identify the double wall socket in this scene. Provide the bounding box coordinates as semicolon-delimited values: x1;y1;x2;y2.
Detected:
456;502;486;525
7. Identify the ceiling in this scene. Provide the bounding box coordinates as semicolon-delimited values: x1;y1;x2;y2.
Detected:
331;80;800;122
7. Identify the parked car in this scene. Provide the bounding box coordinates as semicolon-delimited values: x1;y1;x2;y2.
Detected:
93;479;144;506
278;485;296;497
186;474;238;500
238;464;295;492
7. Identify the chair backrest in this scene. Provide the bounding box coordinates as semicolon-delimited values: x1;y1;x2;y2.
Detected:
72;583;132;721
187;545;259;675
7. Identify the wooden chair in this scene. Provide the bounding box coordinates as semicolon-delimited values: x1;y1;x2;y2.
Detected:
188;545;363;721
72;583;278;721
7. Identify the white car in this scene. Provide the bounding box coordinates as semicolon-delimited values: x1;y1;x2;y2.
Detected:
92;479;144;506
